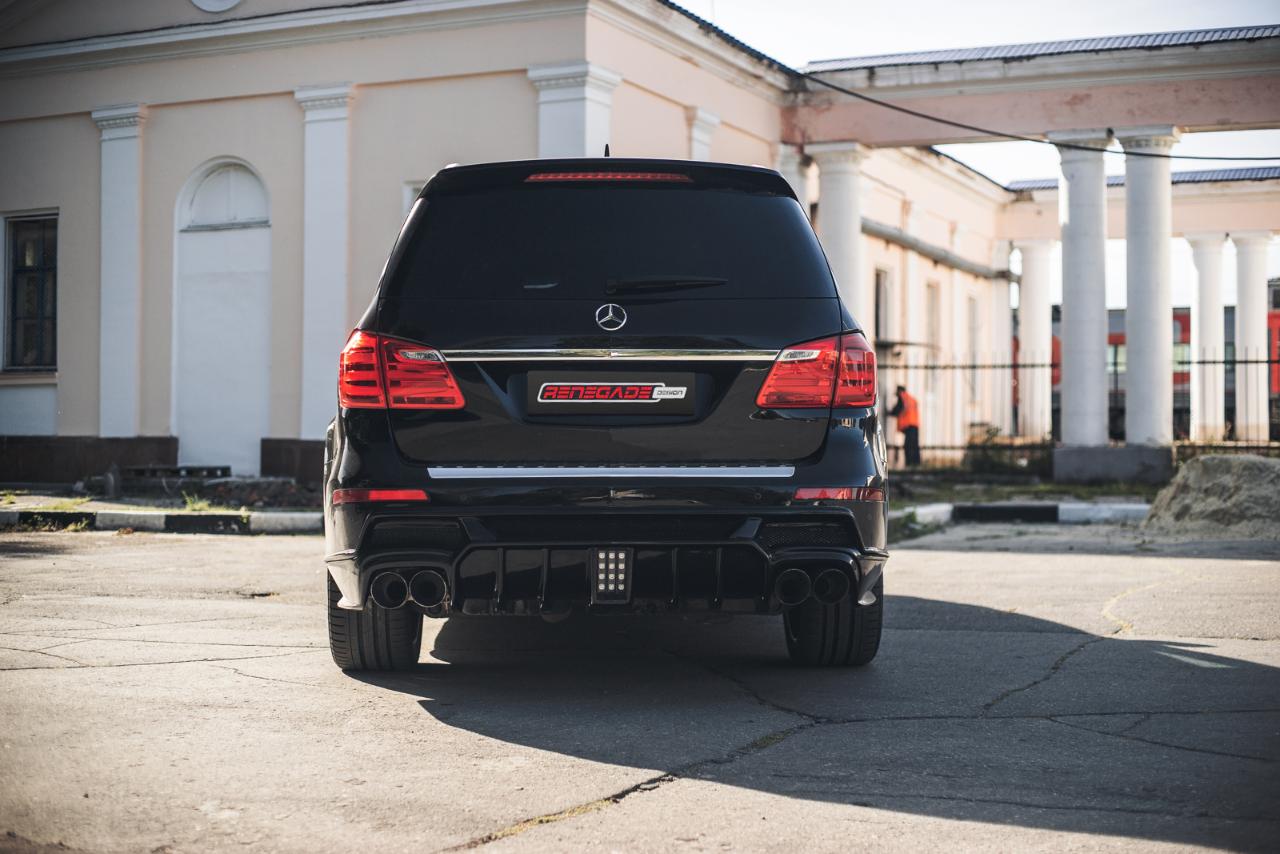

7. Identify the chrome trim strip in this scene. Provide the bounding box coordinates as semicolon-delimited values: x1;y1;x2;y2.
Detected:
440;348;779;362
427;465;796;479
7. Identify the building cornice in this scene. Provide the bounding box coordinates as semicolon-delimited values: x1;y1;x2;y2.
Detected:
801;39;1280;103
893;147;1016;205
0;0;584;77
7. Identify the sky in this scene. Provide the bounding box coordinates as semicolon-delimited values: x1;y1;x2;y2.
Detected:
677;0;1280;307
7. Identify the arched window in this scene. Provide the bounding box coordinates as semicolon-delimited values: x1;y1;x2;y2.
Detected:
182;164;268;231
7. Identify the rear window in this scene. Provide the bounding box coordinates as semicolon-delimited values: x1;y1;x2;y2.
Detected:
384;185;836;301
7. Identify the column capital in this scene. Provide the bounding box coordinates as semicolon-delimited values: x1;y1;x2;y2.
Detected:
1013;238;1056;253
776;142;806;170
807;141;866;169
294;83;353;122
527;61;621;101
91;103;147;140
1230;230;1274;249
1116;124;1180;152
685;106;720;135
1184;232;1227;249
1047;128;1109;145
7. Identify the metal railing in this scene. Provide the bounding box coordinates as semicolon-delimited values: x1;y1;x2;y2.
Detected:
878;356;1279;473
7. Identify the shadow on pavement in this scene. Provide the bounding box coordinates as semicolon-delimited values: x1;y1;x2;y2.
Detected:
353;598;1280;850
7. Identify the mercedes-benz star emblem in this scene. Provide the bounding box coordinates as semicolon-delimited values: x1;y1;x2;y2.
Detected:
595;303;627;331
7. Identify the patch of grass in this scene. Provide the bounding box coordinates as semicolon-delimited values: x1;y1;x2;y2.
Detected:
1;491;16;505
30;496;90;512
63;519;90;532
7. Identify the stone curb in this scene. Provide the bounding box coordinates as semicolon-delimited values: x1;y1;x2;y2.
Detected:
2;503;1149;535
895;502;1151;525
0;508;323;534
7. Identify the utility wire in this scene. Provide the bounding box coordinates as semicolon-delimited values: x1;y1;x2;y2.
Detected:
801;72;1280;161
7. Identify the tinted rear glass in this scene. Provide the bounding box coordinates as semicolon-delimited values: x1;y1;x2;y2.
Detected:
384;185;836;300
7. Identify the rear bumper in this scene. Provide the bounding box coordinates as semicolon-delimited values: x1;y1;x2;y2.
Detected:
323;402;888;614
325;504;887;615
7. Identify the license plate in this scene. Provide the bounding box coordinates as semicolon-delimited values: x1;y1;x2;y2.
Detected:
528;371;695;414
592;547;632;603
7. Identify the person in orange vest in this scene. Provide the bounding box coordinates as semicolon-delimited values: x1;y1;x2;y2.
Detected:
889;384;921;467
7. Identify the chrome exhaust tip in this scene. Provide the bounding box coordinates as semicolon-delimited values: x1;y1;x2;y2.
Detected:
812;568;851;604
408;569;448;608
369;571;409;609
774;568;812;607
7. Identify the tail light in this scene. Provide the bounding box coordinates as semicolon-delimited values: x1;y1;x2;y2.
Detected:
794;487;885;501
756;332;877;409
332;488;429;506
338;331;465;410
338;330;385;408
524;172;692;183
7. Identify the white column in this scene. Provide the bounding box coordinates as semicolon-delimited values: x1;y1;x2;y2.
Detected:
92;104;147;437
1232;231;1274;441
1186;233;1226;440
686;107;720;160
1119;126;1179;446
775;144;809;215
295;84;353;440
527;62;621;158
989;242;1013;436
1014;239;1054;439
810;142;871;342
1049;130;1111;447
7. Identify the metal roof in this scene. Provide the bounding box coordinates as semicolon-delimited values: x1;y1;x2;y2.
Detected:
1006;166;1280;192
807;25;1280;73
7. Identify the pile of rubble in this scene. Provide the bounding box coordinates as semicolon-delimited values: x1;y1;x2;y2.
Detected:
1143;454;1280;541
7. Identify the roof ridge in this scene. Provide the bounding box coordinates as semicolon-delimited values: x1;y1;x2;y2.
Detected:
1005;165;1280;191
807;23;1280;72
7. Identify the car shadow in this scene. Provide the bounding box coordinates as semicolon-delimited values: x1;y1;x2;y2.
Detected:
351;599;1280;850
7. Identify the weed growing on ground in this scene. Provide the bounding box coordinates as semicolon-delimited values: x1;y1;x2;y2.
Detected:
182;492;212;512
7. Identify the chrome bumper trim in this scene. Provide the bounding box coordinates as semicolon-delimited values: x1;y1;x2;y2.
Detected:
440;348;779;362
427;465;796;479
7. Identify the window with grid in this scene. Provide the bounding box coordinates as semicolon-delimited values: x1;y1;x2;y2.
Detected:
6;217;57;370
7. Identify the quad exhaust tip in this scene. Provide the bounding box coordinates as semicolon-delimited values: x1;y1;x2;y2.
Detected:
774;568;812;607
812;568;851;604
408;569;448;608
369;571;410;609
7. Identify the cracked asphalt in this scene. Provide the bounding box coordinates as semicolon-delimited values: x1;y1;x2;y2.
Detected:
1;525;1278;853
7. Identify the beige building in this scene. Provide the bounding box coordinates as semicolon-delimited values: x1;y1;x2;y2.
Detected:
0;2;1276;480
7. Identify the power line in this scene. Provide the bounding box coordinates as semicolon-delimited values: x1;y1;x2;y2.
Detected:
801;72;1280;161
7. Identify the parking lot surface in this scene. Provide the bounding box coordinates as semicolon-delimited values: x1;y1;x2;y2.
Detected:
1;525;1278;853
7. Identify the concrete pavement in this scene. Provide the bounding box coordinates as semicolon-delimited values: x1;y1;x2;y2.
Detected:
0;526;1277;852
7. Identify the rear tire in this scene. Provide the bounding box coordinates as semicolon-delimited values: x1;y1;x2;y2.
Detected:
784;577;882;667
327;574;422;671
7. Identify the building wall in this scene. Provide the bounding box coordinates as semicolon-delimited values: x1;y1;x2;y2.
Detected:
0;114;101;435
586;7;782;163
0;6;582;451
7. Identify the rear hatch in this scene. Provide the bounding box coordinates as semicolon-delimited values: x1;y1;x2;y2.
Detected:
375;160;846;466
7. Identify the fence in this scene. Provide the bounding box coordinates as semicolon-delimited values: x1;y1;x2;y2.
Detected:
878;355;1279;473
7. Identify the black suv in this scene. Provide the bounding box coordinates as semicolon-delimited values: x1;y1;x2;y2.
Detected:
323;158;888;670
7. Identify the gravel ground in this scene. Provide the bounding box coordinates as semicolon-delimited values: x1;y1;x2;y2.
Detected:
0;525;1277;853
